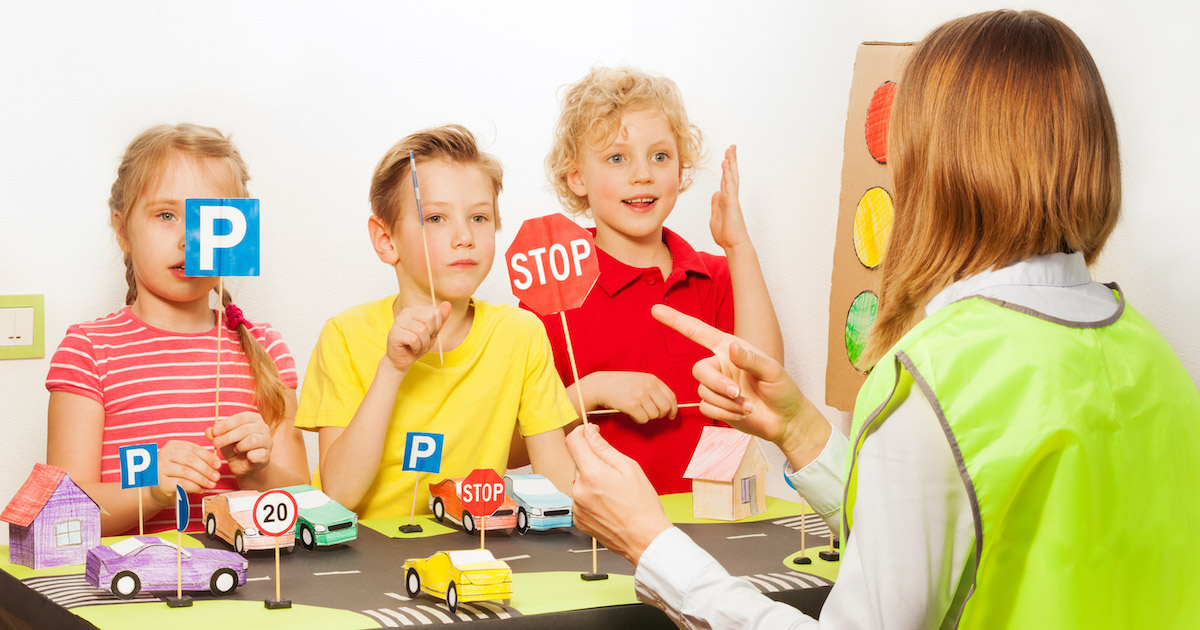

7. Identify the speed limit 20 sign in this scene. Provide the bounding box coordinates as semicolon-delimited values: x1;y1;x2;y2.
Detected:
253;489;299;537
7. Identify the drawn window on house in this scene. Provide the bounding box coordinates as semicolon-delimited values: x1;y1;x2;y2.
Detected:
741;478;751;504
56;519;82;546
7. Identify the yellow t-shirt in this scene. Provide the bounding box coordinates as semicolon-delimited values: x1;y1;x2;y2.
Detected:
296;296;576;520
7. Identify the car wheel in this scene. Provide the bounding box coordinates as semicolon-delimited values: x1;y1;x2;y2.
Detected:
111;571;140;599
234;530;245;554
205;514;217;539
516;508;529;535
462;511;476;536
432;498;445;522
446;581;458;613
210;568;238;596
300;524;315;550
405;567;421;598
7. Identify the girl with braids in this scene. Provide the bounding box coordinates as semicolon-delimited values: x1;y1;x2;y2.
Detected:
46;123;308;535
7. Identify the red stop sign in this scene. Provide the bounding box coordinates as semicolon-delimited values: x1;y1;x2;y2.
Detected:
461;468;505;517
506;214;599;315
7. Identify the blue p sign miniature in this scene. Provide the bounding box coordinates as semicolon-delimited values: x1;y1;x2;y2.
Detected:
402;432;444;474
184;198;260;277
119;443;158;489
175;485;189;532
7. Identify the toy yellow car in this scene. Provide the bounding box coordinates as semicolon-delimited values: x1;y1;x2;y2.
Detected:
403;549;511;613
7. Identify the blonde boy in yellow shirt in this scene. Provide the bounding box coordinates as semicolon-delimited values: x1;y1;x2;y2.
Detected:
296;125;576;519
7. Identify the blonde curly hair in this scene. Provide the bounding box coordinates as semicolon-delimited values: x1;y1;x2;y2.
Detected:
547;67;703;217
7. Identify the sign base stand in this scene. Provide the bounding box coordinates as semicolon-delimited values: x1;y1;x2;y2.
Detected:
580;572;609;581
819;550;840;562
399;524;423;534
264;599;292;610
793;556;813;565
166;596;193;608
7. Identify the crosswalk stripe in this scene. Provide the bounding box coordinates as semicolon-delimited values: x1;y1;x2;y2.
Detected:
380;608;418;626
362;609;399;627
741;575;778;592
416;604;455;623
458;603;489;619
470;601;513;619
385;591;412;602
404;607;433;624
754;574;793;590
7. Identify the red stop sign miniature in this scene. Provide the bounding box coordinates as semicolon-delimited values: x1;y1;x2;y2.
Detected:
461;468;505;517
253;489;298;537
506;214;599;315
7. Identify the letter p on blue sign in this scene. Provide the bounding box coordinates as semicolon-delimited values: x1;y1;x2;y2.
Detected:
184;198;260;277
119;443;159;489
402;432;444;474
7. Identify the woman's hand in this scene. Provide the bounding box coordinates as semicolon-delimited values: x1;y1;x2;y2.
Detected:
651;304;831;467
567;424;672;566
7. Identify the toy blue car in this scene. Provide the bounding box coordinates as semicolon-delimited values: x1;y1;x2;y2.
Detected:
502;474;572;534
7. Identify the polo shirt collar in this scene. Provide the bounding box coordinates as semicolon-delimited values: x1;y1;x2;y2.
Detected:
595;227;713;296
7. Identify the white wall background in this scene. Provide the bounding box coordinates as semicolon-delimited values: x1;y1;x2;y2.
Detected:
3;1;1197;543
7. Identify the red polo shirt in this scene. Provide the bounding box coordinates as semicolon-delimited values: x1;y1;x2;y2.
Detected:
523;228;734;494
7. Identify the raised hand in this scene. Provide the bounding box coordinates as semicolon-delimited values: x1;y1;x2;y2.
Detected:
709;145;751;251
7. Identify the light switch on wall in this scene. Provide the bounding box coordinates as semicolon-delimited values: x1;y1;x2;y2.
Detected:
0;295;44;359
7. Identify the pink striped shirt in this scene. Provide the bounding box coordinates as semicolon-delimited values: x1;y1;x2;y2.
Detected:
45;307;298;533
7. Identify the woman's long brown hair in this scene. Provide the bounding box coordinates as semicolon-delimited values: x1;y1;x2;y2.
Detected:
865;10;1121;365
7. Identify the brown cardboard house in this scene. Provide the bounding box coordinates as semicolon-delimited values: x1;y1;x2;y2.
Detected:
683;426;768;521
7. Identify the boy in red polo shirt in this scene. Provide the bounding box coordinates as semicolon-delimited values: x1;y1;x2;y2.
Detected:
520;66;784;494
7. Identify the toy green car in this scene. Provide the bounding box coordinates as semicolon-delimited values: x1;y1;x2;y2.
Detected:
278;484;358;549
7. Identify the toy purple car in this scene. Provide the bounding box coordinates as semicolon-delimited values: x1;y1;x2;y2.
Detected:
85;536;248;599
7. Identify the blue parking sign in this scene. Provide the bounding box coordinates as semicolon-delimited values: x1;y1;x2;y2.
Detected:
402;432;444;474
184;198;260;277
119;443;158;489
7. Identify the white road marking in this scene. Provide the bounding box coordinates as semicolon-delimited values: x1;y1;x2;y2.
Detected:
380;608;418;626
313;569;362;576
726;533;768;540
246;576;271;582
497;554;530;562
385;591;412;602
362;609;400;627
568;547;609;553
471;600;513;619
416;604;455;623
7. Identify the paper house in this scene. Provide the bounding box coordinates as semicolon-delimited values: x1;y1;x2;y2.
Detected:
683;426;768;521
2;463;101;568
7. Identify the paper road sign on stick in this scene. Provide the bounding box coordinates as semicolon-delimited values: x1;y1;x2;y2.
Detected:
506;214;599;315
505;214;607;581
184;198;261;277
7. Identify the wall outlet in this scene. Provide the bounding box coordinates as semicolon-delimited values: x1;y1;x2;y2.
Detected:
0;295;44;359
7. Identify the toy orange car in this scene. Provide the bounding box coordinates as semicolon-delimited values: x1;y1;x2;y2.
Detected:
404;549;511;613
427;478;517;535
202;490;295;553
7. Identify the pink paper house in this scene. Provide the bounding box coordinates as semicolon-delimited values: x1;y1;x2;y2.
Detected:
684;426;768;521
2;464;100;569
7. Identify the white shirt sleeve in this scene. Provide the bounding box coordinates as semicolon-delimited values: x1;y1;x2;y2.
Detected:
634;390;975;629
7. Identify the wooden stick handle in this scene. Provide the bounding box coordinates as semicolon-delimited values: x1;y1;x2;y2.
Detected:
559;311;587;424
587;402;702;416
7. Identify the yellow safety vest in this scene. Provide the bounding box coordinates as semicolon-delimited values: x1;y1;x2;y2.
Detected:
845;287;1200;628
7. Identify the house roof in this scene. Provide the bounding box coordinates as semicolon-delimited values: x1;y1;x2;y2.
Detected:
1;463;69;527
683;426;766;482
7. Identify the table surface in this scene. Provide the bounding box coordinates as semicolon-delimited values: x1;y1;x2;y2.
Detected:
0;493;837;629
